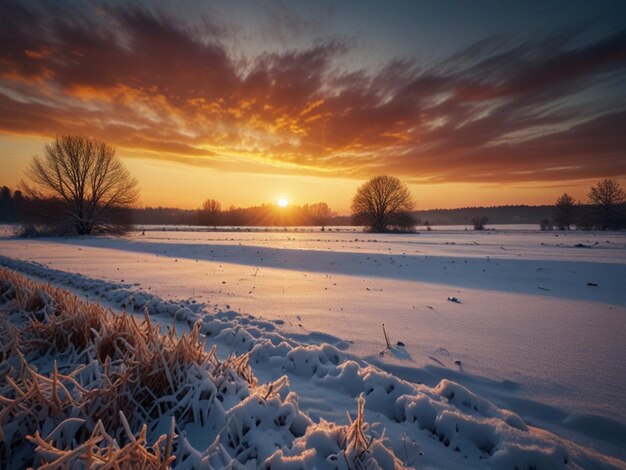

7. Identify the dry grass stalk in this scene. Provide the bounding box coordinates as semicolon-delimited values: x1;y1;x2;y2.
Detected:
27;415;176;469
345;394;372;458
0;268;258;468
1;267;406;468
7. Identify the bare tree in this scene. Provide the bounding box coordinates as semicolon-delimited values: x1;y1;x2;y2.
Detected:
24;135;139;235
553;192;577;230
198;199;222;228
306;202;335;227
588;179;625;230
351;176;415;232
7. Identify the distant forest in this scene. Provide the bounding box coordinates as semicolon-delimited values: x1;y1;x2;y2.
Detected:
1;185;552;227
3;184;623;229
128;205;553;226
412;205;554;226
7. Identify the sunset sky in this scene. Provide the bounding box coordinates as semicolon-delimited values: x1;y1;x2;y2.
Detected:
1;0;625;213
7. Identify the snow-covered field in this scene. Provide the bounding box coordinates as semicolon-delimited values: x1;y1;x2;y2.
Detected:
1;226;625;468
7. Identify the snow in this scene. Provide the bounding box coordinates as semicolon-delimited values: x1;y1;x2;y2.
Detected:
1;227;625;467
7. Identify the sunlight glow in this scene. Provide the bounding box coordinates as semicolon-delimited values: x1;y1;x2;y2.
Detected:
277;197;289;207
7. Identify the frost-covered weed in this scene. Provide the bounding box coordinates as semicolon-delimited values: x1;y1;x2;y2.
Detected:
0;268;403;469
0;269;261;467
266;394;404;469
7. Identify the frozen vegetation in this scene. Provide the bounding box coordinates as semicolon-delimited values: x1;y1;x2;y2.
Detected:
1;227;625;468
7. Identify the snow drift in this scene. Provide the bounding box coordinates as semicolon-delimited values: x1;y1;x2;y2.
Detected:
0;265;624;469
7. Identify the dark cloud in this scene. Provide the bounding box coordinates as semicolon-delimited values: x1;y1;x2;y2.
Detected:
1;1;625;184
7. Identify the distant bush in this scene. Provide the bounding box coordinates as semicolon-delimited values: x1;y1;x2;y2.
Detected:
539;218;553;231
471;216;488;230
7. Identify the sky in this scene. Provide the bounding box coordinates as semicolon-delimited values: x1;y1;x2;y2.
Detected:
1;0;625;213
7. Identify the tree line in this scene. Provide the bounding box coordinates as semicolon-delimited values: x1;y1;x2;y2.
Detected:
128;206;334;227
2;135;624;234
195;200;335;228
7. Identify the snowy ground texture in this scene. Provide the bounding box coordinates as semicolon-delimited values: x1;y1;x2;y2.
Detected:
0;225;625;469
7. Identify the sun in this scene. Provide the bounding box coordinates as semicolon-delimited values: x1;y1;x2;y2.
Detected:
277;197;289;208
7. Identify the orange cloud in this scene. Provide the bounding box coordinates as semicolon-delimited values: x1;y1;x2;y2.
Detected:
0;1;625;186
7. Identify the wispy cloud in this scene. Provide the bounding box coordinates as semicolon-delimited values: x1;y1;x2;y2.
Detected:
1;1;625;184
